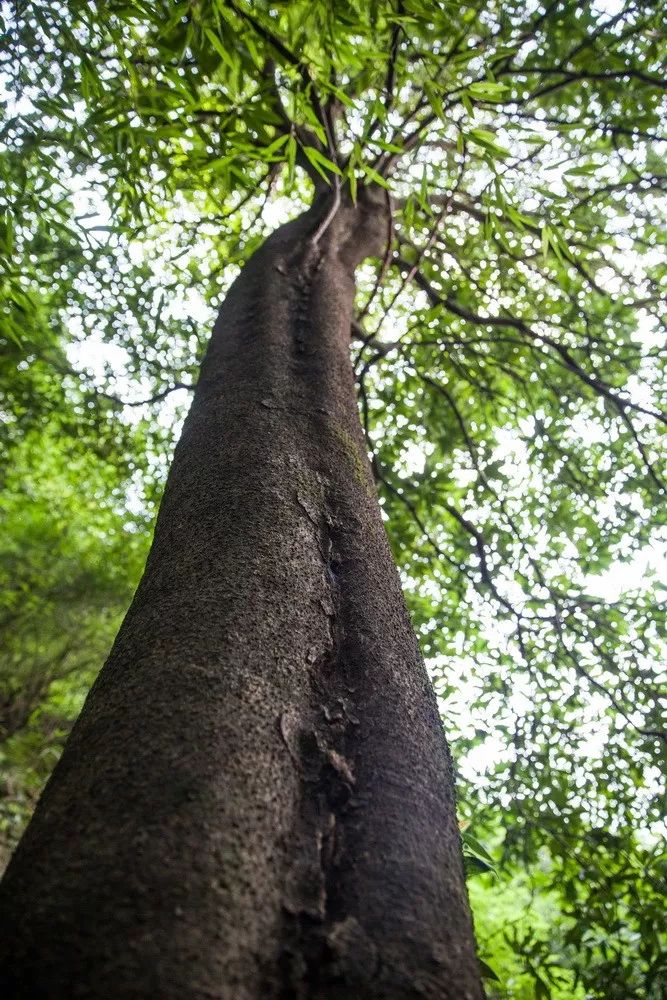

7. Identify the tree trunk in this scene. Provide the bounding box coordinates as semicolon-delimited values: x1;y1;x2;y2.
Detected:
0;189;482;1000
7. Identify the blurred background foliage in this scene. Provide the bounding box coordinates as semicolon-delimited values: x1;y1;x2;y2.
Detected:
1;0;665;996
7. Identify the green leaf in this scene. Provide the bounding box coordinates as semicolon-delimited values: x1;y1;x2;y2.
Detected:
464;855;496;877
466;82;509;102
203;27;237;72
263;133;289;159
462;833;496;868
534;975;550;999
286;134;297;183
302;145;342;181
564;163;599;176
541;223;551;261
468;128;510;158
348;166;358;204
360;161;390;189
478;958;501;982
424;81;445;120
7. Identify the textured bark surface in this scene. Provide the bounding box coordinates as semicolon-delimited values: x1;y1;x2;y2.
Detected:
0;189;482;999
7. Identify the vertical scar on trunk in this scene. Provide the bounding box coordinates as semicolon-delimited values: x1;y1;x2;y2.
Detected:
279;486;382;996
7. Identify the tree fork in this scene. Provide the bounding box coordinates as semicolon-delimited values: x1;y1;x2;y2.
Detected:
0;188;482;999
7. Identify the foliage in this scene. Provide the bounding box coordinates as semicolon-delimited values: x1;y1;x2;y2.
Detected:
0;424;150;865
1;0;665;995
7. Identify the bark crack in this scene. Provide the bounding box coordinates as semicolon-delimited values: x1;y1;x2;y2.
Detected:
279;498;374;998
295;493;332;568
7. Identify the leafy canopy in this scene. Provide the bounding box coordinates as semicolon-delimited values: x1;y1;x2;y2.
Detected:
1;1;666;997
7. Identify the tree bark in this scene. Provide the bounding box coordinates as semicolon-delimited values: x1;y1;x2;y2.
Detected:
0;188;482;1000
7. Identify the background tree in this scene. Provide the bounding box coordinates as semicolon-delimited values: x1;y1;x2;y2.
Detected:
0;0;665;997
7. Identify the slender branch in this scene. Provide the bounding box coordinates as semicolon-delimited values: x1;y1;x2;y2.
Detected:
310;179;341;245
107;382;196;408
384;0;404;113
511;65;667;92
398;257;667;430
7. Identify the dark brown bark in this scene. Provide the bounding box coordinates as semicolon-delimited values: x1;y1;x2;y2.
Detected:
0;189;482;999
